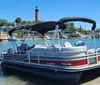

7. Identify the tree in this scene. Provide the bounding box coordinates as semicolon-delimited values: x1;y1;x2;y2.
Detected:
70;23;75;33
15;17;22;25
0;19;8;27
66;23;75;33
79;25;82;32
2;19;8;25
21;21;28;25
27;21;32;24
66;23;70;29
0;19;3;27
8;22;14;26
70;23;74;27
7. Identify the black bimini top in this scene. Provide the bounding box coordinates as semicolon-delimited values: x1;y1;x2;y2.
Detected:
9;17;96;36
9;21;66;36
59;17;96;31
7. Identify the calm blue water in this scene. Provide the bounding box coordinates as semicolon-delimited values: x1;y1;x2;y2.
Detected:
0;39;100;53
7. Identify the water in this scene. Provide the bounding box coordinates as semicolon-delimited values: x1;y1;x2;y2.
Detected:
0;39;100;85
0;38;100;53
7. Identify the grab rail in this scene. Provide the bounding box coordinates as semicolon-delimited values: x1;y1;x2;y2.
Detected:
27;51;30;63
86;48;100;57
2;48;100;65
96;48;100;53
2;48;100;57
86;48;100;65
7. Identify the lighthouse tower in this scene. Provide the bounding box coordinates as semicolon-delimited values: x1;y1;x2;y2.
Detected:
35;6;39;23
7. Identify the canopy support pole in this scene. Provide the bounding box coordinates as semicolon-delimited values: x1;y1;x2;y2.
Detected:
93;31;96;49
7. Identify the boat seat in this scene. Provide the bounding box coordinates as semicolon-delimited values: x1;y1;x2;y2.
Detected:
28;44;35;50
30;48;46;56
34;44;47;48
88;49;96;54
75;41;85;46
54;45;62;48
63;42;72;47
18;44;29;51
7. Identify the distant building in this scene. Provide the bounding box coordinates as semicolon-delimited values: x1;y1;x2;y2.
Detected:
95;29;100;38
23;29;43;40
23;29;34;39
0;26;14;32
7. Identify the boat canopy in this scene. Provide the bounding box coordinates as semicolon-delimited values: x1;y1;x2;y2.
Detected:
9;17;96;36
59;17;96;31
9;21;66;36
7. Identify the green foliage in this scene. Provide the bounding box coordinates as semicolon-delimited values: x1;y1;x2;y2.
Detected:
0;17;90;37
14;30;24;38
95;28;100;32
0;18;8;27
68;33;80;38
8;22;14;26
0;17;43;29
21;21;28;25
64;23;90;36
66;23;76;33
15;17;22;25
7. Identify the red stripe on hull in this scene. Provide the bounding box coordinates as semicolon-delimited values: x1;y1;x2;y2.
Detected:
98;56;100;61
24;60;38;63
24;59;87;66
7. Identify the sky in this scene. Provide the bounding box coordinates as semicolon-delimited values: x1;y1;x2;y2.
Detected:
0;0;100;29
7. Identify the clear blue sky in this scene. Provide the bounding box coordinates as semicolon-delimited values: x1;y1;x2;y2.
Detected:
0;0;100;28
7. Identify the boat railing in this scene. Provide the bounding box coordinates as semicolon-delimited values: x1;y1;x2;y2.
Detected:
25;48;100;65
2;48;100;65
86;48;100;65
14;48;100;57
96;48;100;53
26;51;40;64
2;48;100;56
27;51;30;63
0;51;5;61
86;48;100;57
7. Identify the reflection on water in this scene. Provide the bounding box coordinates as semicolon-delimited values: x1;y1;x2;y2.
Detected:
1;64;100;85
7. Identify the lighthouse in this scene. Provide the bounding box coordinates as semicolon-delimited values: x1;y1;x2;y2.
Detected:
35;6;39;23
